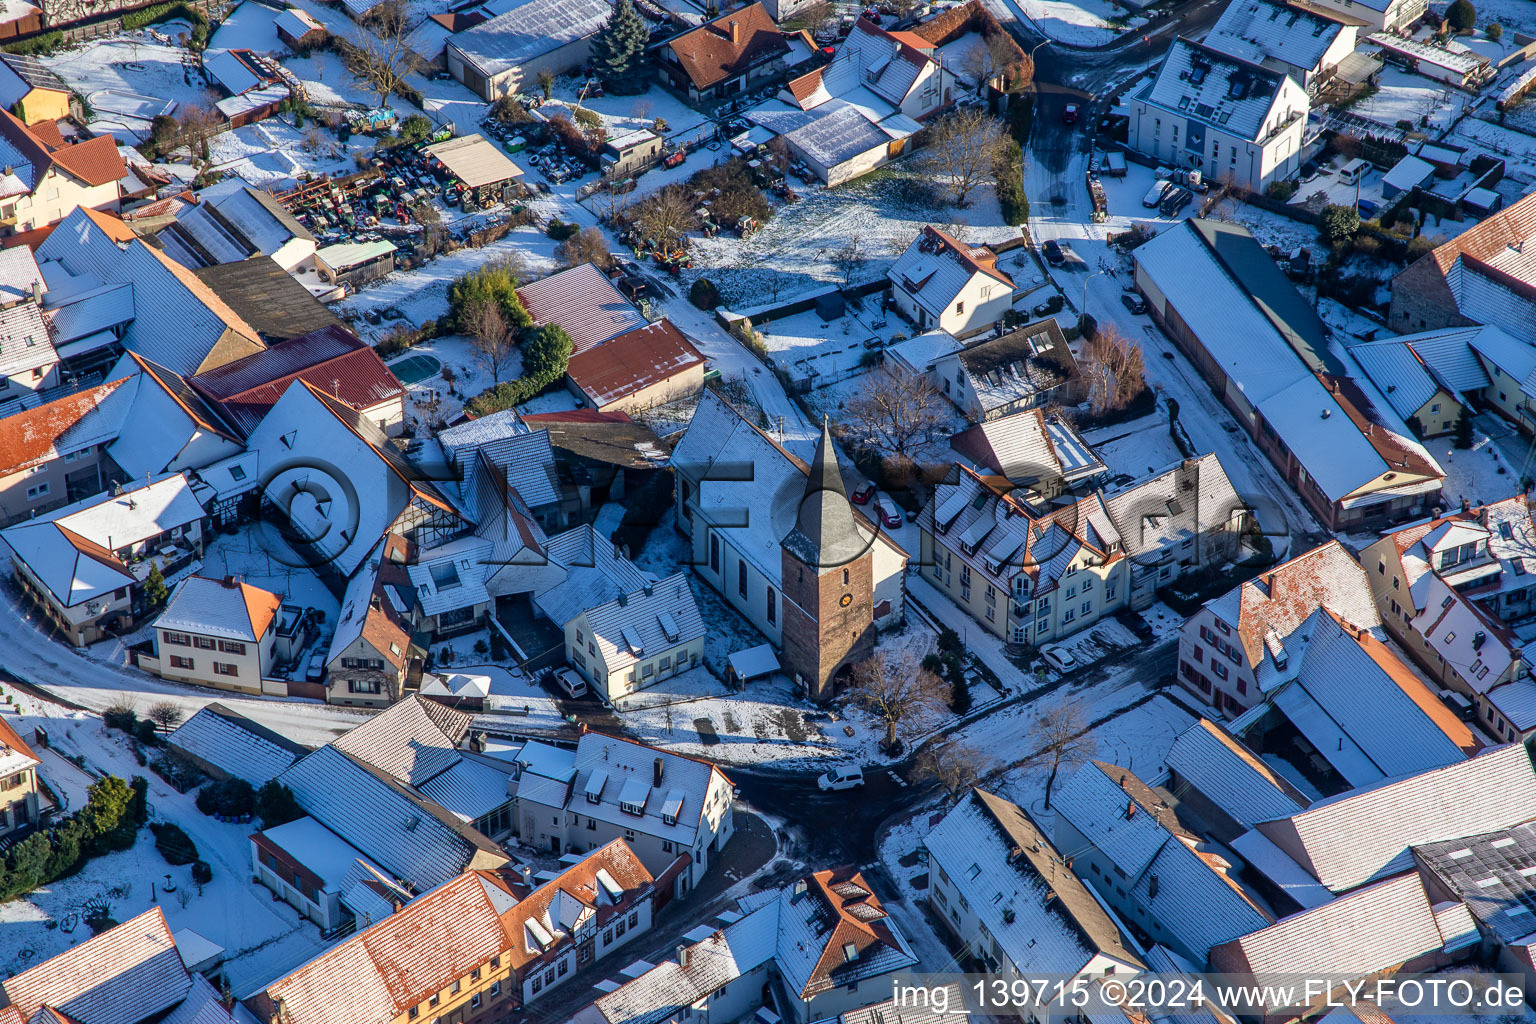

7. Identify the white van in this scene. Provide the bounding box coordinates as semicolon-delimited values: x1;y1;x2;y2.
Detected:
1339;158;1370;185
817;764;866;791
552;667;588;699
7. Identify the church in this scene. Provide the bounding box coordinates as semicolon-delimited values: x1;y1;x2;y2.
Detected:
672;391;908;702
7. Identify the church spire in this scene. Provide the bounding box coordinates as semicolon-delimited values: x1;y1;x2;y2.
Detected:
782;419;867;569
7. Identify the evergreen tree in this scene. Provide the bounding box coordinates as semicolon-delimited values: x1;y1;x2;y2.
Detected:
1455;406;1474;449
1446;0;1475;32
142;563;168;609
590;0;650;95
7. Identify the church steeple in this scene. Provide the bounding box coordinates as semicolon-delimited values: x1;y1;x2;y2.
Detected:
782;419;867;570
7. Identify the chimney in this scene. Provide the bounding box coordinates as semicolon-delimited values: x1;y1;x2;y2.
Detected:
728;18;739;44
643;580;654;597
472;730;487;753
1462;497;1473;513
31;279;40;304
1479;506;1490;527
520;864;533;886
653;756;664;787
678;943;691;969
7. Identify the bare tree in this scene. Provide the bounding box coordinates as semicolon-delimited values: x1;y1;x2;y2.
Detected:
630;98;652;121
556;225;614;270
796;0;835;36
1020;694;1097;810
847;650;950;751
844;364;949;465
922;108;1005;206
632;186;698;250
831;233;863;287
147;701;184;734
959;33;1023;94
1081;323;1147;415
411;200;446;256
342;0;422;107
462;298;518;383
537;69;556;100
915;739;981;805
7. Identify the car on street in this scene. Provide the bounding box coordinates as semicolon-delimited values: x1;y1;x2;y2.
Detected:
1041;644;1078;672
1143;179;1172;208
1160;187;1193;217
1358;199;1379;217
817;764;866;791
851;482;876;505
875;495;902;528
551;667;588;699
1120;292;1147;315
1062;103;1079;124
1042;239;1065;265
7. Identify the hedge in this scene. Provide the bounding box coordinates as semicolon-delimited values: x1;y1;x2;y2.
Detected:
151;822;199;866
121;1;209;47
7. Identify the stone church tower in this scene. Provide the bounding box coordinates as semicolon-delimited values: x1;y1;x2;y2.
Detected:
779;421;875;703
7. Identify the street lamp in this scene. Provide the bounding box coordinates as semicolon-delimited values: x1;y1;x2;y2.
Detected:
1082;268;1105;321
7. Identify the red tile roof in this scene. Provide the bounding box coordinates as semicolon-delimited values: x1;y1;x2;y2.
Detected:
0;109;125;189
501;839;654;971
0;378;129;476
565;318;703;408
0;714;37;762
1229;539;1375;668
796;867;908;998
517;264;647;355
921;224;1013;288
666;2;791;91
188;325;404;434
521;408;633;424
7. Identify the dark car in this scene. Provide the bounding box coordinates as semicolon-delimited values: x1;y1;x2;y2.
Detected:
1042;239;1065;266
1062;103;1079;124
1358;199;1380;217
1120;293;1147;315
1159;187;1192;216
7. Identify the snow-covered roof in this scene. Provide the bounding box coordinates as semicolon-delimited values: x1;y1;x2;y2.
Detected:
533;523;650;628
448;0;611;78
888;224;1012;317
783;103;891;170
0;244;40;304
727;643;778;681
885;328;962;373
274;6;323;39
577;572;706;676
1055;761;1272;957
331;695;473;788
167;702;306;786
1209;873;1455;1002
425;134;524;188
1;472;205;607
516;264;647;356
1203;0;1346;73
1102;453;1241;562
1166;718;1310;829
568;732;730;848
925;789;1142;973
406;534;494;618
0;907;190;1024
316;239;396;271
45;280;134;345
415;756;513;822
277;744;504;892
1253;742;1536;893
260;815;392;896
788;18;935;113
1381;154;1434;195
155;574;283;642
1142;38;1297;143
0;301;55;381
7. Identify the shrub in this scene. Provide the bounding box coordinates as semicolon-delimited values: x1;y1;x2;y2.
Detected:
151;822;199;865
1486;22;1502;40
196;778;255;817
522;324;573;390
546;217;579;241
447;262;531;332
572;106;603;129
490;96;533;123
399;113;432;143
103;703;137;734
3;30;64;55
1352;233;1381;257
134;719;160;746
257;781;304;828
191;860;212;885
1320;204;1359;245
1446;0;1475;32
122;1;210;47
689;278;720;309
1266;179;1298;201
993;138;1028;226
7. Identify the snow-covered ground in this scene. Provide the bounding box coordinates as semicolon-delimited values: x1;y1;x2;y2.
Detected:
1430;428;1523;511
206;116;357;190
1085;413;1186;481
199;528;341;624
207;1;286;54
1429;0;1536;37
42;32;204;139
986;0;1146;46
1350;67;1470;132
0;706;331;996
1450;116;1536;186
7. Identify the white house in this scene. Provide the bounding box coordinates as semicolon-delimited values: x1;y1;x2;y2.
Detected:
926;789;1145;976
3;472;207;645
564;571;707;703
1127;38;1307;191
446;0;611;100
1296;0;1425;33
0;108;123;234
1202;0;1359;97
888;226;1014;337
152;575;283;694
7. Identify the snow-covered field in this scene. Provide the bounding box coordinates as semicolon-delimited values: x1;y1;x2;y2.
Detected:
42;32;204;138
1351;67;1470;132
199;528;341;625
1450;116;1536;186
986;0;1146;46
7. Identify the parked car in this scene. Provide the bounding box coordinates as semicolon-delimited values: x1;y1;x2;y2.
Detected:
1032;299;1057;316
1041;644;1078;672
1160;187;1193;217
1358;198;1379;217
551;667;588;698
817;764;866;791
1062;103;1079;124
1042;239;1065;265
851;482;876;505
1120;292;1148;315
875;495;902;528
1142;179;1172;208
305;651;326;682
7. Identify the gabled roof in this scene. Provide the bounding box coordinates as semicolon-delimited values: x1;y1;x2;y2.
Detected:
1253;742;1536;893
0;377;129;476
566;731;732;848
1209;873;1455;1004
193;258;342;344
516;264;647;355
1142;37;1295;143
447;0;611;79
888;226;1012;316
565;318;703;408
331;694;473;788
328;543;415;671
925;789;1143;972
0;107;125;188
500;839;653;971
775;867;918;999
947;319;1078;414
949;409;1105;486
276;744;506;892
579;572;706;676
1102;454;1241;562
0;908;190;1024
785;18;938;112
666;3;792;91
1204;0;1346;73
166;702;307;787
522;409;670;469
188;324;402;434
155;574;282;643
1165;719;1310;828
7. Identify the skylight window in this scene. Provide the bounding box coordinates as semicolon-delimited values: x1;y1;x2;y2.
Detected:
429;562;461;590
